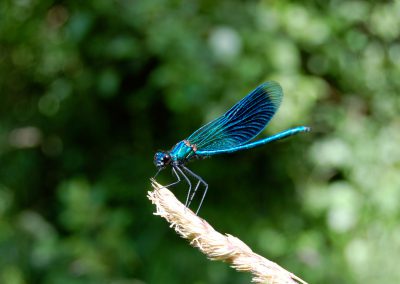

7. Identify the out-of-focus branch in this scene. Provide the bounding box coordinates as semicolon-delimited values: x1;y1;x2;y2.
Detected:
148;179;308;284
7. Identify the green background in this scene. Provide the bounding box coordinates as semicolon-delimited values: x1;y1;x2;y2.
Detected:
1;0;399;283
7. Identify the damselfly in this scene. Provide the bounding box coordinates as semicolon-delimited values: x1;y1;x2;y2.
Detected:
154;81;310;214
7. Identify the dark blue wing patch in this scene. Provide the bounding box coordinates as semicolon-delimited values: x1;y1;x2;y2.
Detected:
187;81;283;151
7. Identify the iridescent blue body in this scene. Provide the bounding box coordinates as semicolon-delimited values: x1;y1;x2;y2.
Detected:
154;81;310;214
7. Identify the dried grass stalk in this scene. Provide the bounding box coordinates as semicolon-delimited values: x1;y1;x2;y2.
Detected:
148;179;308;284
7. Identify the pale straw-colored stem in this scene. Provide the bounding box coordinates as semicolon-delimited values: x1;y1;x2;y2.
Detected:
148;179;308;284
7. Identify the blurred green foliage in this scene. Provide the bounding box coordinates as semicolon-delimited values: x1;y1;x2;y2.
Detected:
1;0;400;283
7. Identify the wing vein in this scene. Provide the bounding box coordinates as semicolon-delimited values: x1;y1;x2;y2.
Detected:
186;81;283;151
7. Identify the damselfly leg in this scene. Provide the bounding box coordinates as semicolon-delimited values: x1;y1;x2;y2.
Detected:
182;166;208;215
153;168;163;179
155;167;181;189
174;166;193;208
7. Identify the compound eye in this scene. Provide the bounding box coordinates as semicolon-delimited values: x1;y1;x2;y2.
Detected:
162;154;171;164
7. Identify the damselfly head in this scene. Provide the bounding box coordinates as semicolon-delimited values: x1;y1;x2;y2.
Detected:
154;151;171;169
